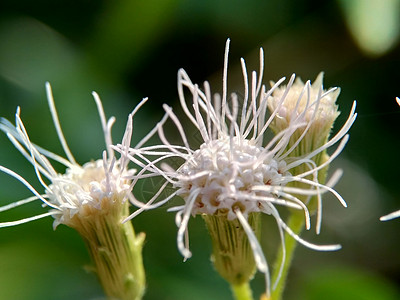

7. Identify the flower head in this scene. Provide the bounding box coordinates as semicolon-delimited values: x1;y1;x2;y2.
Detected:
0;83;148;300
0;83;144;229
117;39;357;297
266;72;356;237
267;73;341;154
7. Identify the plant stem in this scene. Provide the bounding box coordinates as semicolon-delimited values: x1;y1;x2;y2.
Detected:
270;211;305;300
231;281;254;300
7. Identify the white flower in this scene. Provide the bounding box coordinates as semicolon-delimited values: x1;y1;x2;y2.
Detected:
267;72;350;236
0;83;147;230
116;39;357;297
267;72;341;153
0;83;152;299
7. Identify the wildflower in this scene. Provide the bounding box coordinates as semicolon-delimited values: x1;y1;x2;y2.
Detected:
115;39;356;298
267;72;348;234
267;72;341;156
0;83;147;300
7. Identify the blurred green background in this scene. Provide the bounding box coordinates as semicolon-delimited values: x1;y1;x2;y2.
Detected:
0;0;399;299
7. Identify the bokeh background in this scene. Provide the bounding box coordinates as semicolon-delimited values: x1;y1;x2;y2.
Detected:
0;0;399;299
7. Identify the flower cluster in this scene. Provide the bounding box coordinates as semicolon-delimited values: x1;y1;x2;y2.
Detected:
0;39;359;300
114;39;357;297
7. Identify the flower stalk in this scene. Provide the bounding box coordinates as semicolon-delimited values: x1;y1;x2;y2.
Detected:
231;281;254;300
270;210;304;300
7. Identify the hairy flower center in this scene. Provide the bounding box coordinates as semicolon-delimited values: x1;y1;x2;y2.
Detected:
47;159;132;225
177;137;287;219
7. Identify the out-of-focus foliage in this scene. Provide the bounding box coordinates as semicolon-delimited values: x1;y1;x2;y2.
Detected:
0;1;399;299
296;265;399;300
339;0;400;57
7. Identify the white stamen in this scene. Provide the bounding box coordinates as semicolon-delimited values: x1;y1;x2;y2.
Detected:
45;82;76;164
380;210;400;221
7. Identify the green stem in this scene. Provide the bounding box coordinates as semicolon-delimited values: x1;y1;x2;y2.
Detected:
231;281;254;300
270;211;305;300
